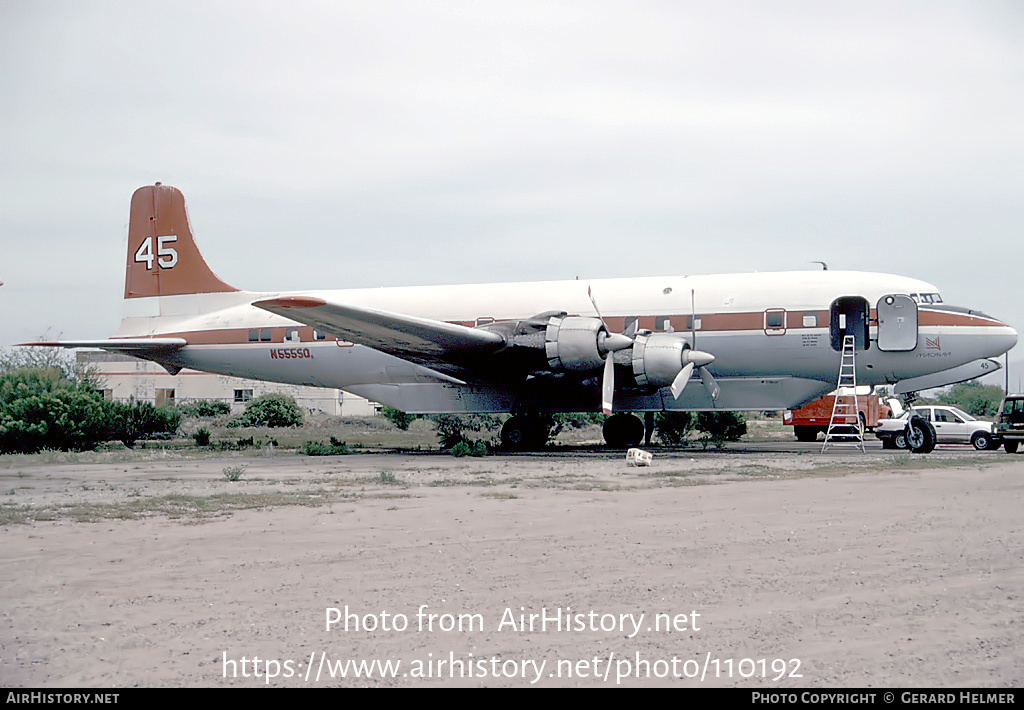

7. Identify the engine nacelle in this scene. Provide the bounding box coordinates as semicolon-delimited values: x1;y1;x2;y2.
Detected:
631;331;691;388
544;316;609;372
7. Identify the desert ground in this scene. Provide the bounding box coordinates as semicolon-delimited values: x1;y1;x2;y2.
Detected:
1;443;1022;687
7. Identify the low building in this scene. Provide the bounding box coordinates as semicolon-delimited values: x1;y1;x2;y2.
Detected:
77;351;378;416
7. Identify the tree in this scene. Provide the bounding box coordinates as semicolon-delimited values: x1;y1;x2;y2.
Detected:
937;382;1004;418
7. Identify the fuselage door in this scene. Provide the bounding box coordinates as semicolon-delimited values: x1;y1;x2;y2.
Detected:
830;296;869;351
876;294;918;352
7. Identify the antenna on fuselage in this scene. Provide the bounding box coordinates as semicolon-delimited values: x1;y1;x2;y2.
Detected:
811;261;829;270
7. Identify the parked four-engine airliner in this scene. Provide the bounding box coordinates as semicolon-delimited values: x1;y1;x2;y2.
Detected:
28;184;1018;448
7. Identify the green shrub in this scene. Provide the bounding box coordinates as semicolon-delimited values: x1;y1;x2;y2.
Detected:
0;368;110;453
695;411;747;446
0;368;181;453
450;440;488;457
228;393;303;428
302;437;350;456
381;406;417;430
432;414;470;448
178;400;231;418
655;412;694;445
106;400;182;448
222;465;246;481
430;414;504;447
193;427;211;446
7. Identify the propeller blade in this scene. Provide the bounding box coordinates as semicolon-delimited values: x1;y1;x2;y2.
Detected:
699;366;721;401
587;285;607;328
601;354;615;415
669;361;695;399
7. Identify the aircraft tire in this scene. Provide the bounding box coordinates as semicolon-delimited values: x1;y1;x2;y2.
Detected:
906;416;937;454
603;413;645;448
500;415;552;451
500;416;530;451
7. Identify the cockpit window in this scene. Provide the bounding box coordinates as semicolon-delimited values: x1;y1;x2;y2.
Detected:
909;292;943;304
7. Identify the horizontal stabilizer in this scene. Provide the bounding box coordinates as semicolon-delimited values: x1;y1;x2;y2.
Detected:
20;338;187;352
252;296;506;365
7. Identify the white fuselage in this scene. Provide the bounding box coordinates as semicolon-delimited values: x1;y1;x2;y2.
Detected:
113;270;1017;414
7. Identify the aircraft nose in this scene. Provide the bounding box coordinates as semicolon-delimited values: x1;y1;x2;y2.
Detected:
987;318;1017;357
1003;324;1018;353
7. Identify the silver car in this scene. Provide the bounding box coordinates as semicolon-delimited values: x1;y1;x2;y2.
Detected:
876;405;996;451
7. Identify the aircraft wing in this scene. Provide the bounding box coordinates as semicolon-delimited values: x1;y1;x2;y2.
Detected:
252;296;507;368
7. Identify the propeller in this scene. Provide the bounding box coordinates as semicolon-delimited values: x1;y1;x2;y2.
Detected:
671;288;720;401
668;348;718;399
588;286;634;415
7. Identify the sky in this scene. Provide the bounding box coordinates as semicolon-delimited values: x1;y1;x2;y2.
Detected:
2;1;1022;384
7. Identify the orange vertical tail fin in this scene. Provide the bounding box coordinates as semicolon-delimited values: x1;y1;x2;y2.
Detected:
124;183;238;299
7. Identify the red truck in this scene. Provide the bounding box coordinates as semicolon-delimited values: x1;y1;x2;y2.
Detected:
784;393;892;442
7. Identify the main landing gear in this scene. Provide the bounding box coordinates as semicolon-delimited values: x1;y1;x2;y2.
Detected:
499;412;648;450
500;414;555;451
602;413;645;448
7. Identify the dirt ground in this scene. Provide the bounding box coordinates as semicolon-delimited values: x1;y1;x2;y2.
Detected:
1;446;1022;687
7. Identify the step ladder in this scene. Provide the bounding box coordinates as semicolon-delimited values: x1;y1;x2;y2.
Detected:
822;335;865;452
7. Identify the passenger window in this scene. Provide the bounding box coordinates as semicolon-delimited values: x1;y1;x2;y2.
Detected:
802;313;817;327
655;316;673;332
248;329;259;342
764;308;786;335
260;328;272;342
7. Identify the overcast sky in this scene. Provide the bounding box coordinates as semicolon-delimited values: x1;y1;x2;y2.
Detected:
2;1;1021;381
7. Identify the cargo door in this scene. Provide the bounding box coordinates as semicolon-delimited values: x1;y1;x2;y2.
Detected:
876;294;918;351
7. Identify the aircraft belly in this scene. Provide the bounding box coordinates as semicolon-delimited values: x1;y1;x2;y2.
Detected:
345;376;832;414
162;344;448;388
